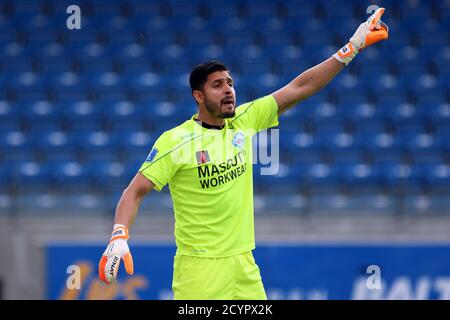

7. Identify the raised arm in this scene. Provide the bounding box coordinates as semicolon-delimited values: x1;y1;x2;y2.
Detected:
272;57;344;115
273;7;388;116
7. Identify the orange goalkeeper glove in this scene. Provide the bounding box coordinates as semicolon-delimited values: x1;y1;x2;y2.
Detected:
333;7;389;66
98;224;134;284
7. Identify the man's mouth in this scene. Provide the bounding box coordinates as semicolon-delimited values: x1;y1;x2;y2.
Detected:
221;97;234;107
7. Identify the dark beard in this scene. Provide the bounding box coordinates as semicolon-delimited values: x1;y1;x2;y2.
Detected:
204;99;235;119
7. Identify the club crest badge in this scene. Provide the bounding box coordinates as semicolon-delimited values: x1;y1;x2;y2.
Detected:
232;132;245;149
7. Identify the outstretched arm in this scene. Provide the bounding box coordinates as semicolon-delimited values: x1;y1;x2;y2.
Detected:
272;7;388;116
272;57;345;115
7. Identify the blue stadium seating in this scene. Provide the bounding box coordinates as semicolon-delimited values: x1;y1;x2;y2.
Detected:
0;130;34;161
404;190;450;215
0;0;449;214
308;180;398;215
14;160;52;191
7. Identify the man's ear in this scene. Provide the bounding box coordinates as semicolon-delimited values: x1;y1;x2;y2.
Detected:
192;90;204;104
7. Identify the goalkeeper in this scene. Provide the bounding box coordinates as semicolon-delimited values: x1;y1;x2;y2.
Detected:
99;8;388;299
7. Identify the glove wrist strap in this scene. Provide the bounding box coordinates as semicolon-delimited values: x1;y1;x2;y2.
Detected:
333;42;359;66
110;224;129;242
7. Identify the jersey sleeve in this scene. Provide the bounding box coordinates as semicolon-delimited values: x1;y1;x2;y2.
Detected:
231;95;279;133
138;131;179;192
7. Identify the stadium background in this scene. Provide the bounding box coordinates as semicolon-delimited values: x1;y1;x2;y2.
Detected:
0;0;450;299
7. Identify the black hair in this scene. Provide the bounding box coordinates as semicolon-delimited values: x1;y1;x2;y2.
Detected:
189;60;228;92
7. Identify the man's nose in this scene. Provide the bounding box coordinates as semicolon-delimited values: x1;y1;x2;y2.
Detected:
224;83;232;94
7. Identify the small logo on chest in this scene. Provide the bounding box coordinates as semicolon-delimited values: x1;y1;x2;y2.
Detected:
232;132;245;149
196;150;210;165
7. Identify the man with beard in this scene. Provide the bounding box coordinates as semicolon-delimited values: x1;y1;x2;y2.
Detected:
99;8;388;299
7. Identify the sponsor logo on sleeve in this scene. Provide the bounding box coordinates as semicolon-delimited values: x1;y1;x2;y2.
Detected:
145;148;158;162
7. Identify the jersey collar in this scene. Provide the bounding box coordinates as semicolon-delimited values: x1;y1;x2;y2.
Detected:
191;114;228;131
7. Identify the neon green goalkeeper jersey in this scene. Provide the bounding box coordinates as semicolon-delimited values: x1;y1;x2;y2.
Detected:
139;95;279;257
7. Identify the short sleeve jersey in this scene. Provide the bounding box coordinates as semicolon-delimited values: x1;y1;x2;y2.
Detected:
139;95;279;257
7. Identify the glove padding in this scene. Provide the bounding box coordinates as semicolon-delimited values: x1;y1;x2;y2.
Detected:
334;7;389;65
98;224;134;284
350;7;389;50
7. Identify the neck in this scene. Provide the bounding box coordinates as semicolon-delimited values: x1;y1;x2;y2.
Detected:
197;108;225;127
